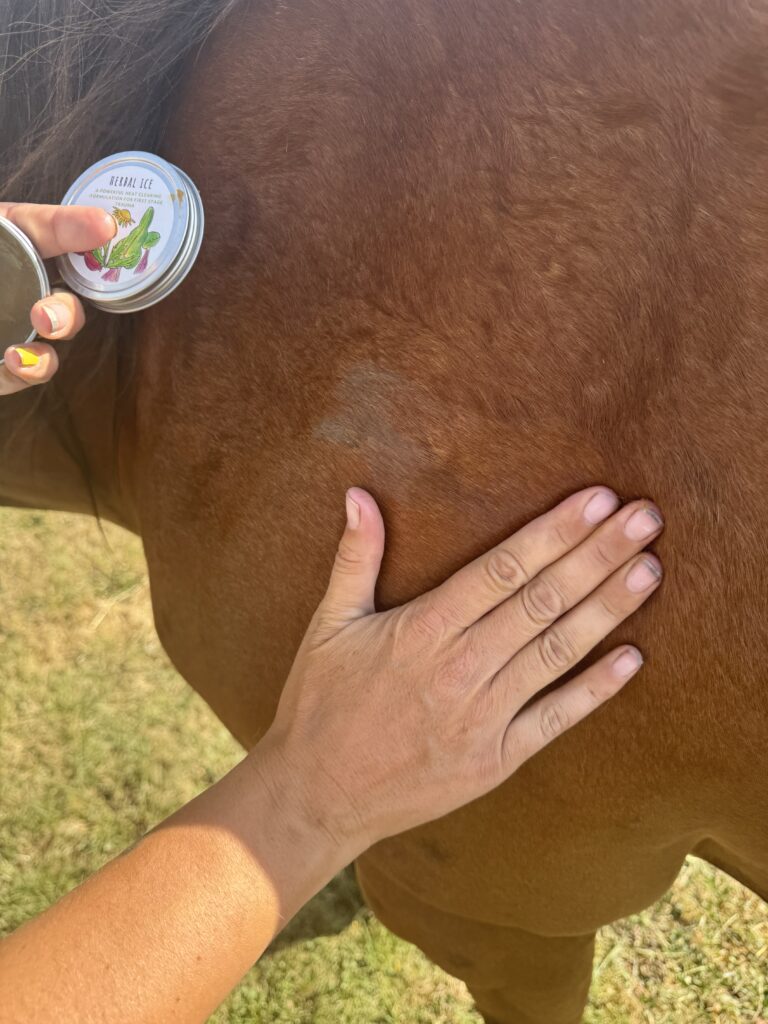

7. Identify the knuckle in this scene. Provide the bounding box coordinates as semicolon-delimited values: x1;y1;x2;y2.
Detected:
333;539;365;575
520;575;564;629
585;676;611;704
590;538;617;570
596;591;622;620
436;638;479;696
52;211;82;259
408;601;450;645
485;547;529;593
429;594;465;632
5;205;22;230
440;639;477;694
539;701;570;741
549;520;573;550
537;627;578;673
437;673;492;749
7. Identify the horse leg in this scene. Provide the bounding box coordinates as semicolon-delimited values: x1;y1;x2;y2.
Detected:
356;860;595;1024
692;837;768;904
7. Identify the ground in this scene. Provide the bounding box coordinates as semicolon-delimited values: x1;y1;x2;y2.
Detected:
0;509;765;1023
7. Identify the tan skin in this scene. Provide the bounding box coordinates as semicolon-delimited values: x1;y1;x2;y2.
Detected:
0;202;116;394
0;205;664;1023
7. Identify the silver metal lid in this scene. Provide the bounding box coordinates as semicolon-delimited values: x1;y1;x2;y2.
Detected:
56;151;204;313
0;216;50;353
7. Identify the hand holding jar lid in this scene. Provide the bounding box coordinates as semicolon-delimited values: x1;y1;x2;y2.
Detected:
0;204;117;394
0;151;204;396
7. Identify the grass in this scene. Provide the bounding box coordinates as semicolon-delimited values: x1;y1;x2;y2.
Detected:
0;508;765;1023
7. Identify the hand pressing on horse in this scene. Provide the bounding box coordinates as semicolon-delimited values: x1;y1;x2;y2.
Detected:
259;484;663;853
0;202;116;395
0;485;664;1024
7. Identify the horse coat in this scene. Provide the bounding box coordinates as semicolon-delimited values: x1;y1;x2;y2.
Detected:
1;1;767;1020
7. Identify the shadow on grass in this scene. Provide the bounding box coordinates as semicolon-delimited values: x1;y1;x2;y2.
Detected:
265;864;365;956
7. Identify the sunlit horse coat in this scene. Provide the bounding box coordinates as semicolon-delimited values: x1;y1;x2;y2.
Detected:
2;1;767;1020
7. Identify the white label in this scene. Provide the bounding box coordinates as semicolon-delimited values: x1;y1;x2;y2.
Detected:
66;163;178;286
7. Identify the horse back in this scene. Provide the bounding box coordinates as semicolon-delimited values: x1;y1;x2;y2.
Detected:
128;0;768;926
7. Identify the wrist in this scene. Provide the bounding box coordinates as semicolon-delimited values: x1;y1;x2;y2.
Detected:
246;729;370;867
236;732;366;918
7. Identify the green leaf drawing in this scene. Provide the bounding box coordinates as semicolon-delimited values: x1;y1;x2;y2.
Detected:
144;231;161;249
107;208;155;269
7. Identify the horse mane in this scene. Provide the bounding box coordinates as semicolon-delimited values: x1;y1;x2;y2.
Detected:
0;0;241;516
0;0;240;200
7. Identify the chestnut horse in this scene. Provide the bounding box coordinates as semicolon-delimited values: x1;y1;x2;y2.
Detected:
2;1;767;1020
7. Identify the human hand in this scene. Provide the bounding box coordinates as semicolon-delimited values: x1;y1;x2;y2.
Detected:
0;203;116;395
260;486;663;856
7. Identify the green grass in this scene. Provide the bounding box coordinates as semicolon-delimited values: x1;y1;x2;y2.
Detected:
1;509;765;1023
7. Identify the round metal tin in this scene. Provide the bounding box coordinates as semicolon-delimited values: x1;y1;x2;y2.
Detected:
56;151;204;313
0;216;50;354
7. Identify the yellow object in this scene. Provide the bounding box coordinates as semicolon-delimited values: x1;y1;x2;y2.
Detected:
111;207;135;227
15;347;40;367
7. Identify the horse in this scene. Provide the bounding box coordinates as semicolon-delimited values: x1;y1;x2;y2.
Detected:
2;1;767;1020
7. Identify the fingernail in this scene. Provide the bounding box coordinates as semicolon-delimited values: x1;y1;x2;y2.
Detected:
345;491;361;529
13;347;40;367
626;556;663;592
39;302;67;334
583;489;620;524
105;212;118;238
612;646;644;679
624;506;664;541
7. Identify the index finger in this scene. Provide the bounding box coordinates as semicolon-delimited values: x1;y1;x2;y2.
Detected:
0;202;116;258
424;487;621;631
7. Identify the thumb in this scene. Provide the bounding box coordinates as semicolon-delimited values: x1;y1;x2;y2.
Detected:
316;488;386;633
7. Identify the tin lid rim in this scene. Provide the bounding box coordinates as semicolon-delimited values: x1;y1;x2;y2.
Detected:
88;171;204;313
0;217;50;347
0;216;51;301
56;151;190;301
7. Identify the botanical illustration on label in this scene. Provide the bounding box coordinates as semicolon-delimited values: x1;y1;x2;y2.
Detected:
79;208;161;281
67;163;177;285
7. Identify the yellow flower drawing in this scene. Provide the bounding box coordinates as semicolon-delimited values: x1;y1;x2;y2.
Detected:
111;208;135;228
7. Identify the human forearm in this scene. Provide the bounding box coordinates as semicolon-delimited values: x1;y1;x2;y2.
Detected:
0;741;355;1024
0;485;660;1021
